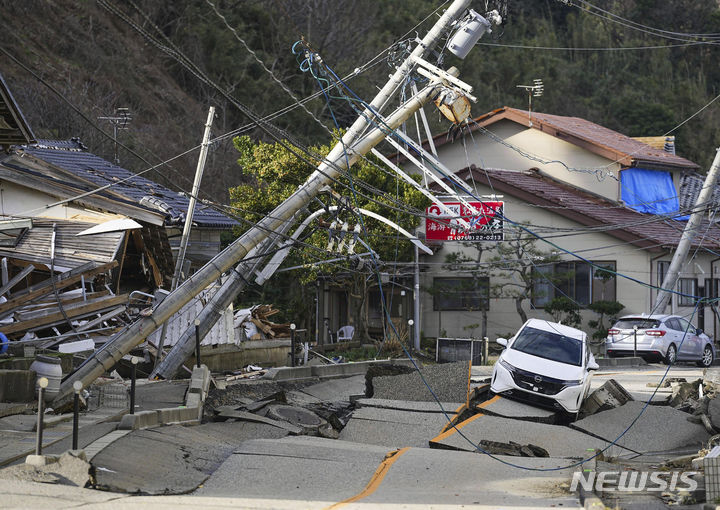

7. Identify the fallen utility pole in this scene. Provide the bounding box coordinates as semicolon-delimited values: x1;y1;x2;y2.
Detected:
54;0;473;404
150;217;298;380
654;147;720;314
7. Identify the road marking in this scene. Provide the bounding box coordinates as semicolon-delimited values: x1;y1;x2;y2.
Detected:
429;397;498;444
440;402;469;434
324;447;410;509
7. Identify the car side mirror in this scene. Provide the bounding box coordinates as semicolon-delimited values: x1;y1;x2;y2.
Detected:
697;328;703;335
587;360;600;371
496;337;508;347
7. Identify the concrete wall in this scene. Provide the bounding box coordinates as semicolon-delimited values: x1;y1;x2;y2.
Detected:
187;339;292;372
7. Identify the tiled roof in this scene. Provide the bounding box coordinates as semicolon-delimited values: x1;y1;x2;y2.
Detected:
18;139;238;229
438;166;720;251
427;107;698;171
679;172;720;213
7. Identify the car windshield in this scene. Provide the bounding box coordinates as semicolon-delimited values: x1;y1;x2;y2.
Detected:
510;325;583;366
612;318;661;330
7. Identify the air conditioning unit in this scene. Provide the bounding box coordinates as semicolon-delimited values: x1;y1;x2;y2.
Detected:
436;337;485;365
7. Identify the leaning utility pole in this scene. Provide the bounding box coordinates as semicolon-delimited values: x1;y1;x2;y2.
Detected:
54;0;475;404
171;107;215;290
654;148;720;314
154;107;216;369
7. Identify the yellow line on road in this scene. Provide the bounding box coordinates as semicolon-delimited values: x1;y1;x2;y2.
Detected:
324;447;411;509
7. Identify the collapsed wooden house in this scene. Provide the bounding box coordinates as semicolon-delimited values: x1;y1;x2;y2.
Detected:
0;72;238;350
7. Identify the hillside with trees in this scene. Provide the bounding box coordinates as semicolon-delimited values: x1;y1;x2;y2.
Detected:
2;0;720;203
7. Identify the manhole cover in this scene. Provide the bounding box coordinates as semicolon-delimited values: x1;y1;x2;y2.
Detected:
266;404;325;428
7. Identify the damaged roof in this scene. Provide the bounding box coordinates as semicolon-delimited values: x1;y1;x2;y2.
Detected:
0;218;125;271
15;139;238;229
679;172;720;213
0;72;35;148
438;166;720;252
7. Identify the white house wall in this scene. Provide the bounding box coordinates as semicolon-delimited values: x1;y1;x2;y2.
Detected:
419;179;717;342
428;120;621;202
0;180;121;223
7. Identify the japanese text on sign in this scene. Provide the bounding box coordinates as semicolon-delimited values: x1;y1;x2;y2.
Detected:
426;201;504;241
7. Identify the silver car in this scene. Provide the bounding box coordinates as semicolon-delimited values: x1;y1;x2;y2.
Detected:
605;314;715;366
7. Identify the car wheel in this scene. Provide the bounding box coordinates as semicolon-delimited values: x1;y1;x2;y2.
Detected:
664;344;677;365
697;345;714;367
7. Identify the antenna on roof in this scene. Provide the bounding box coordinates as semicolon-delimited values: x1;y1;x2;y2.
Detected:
516;79;543;127
98;107;132;165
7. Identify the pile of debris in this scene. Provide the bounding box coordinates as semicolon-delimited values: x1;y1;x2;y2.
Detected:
0;261;145;354
233;304;292;341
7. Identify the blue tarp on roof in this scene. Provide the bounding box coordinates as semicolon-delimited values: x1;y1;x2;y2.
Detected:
620;167;687;219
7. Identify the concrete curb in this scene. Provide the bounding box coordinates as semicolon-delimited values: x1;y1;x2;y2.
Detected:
573;459;606;510
118;365;210;430
597;357;646;368
263;358;416;381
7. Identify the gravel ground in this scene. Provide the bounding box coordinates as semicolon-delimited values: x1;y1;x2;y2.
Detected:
371;361;470;402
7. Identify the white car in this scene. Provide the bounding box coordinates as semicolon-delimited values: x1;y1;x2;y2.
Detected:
490;318;599;414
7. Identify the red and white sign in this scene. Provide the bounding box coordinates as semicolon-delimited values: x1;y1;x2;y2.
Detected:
426;201;504;241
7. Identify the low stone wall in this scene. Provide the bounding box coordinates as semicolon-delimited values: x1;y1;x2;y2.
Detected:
186;339;291;372
0;369;36;402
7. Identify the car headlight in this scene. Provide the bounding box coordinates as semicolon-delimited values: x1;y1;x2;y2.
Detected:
499;358;516;373
560;380;582;390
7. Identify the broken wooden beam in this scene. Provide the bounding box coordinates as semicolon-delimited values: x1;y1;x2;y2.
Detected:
0;261;117;317
0;264;34;298
1;294;129;335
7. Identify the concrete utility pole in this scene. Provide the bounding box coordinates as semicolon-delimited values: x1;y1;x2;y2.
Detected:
53;0;473;404
414;243;421;351
154;107;216;369
654;148;720;314
150;217;298;380
171;107;215;290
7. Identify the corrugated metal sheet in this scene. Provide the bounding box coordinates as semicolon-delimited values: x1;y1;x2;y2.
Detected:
148;289;235;348
0;218;124;270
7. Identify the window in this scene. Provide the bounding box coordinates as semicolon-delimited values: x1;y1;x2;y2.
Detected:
657;260;670;288
678;278;698;307
532;261;616;308
433;277;489;311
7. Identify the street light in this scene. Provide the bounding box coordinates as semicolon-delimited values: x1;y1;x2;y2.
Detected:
36;377;48;456
72;380;83;449
130;356;140;415
290;323;297;367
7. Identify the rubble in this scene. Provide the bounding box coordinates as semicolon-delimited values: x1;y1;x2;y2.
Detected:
233;304;292;341
580;378;634;417
0;450;91;487
429;412;621;458
367;361;470;402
